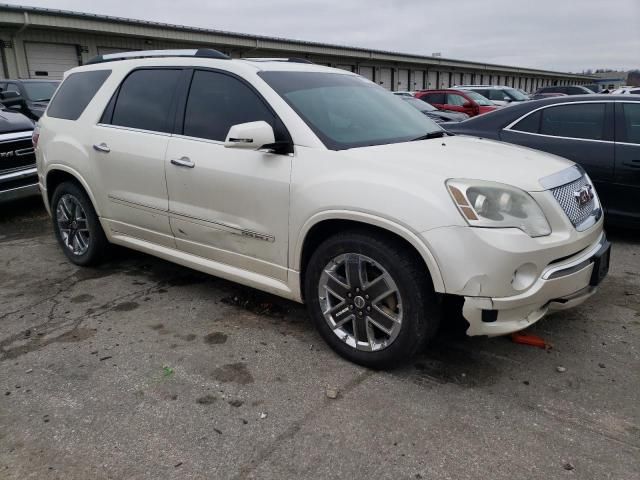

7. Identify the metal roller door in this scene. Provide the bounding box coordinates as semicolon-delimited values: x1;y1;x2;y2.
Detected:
25;42;79;79
379;68;392;90
359;66;374;81
412;70;424;91
397;69;409;91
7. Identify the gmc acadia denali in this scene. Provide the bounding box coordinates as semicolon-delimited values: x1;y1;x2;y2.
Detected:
35;49;610;367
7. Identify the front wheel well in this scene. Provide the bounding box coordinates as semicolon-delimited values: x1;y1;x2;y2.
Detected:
299;219;436;301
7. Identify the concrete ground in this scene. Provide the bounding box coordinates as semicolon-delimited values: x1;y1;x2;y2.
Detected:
0;197;638;480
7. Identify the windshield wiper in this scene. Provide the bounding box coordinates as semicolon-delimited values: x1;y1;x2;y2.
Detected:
33;98;51;102
410;131;450;141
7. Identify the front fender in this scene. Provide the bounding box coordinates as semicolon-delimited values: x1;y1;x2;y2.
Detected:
293;209;446;293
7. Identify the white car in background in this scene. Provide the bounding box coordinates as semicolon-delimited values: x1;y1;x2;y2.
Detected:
35;49;609;368
611;86;640;95
454;85;530;106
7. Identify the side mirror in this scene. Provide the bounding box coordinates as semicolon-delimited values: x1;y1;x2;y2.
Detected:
0;90;24;108
503;96;512;102
462;101;473;109
224;121;276;150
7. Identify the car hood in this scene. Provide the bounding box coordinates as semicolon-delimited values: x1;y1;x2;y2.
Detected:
344;135;573;192
0;108;34;132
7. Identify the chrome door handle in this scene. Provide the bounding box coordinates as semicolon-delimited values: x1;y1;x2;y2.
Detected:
170;157;195;168
93;143;110;153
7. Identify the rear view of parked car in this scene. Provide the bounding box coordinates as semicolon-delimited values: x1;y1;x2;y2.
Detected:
446;95;640;228
415;89;498;117
35;50;609;368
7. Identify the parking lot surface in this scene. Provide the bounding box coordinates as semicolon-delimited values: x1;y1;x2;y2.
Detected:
0;198;638;480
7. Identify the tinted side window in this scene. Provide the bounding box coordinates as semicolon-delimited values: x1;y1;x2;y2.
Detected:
421;93;444;104
183;70;282;142
540;103;605;140
621;103;640;144
110;69;181;133
489;89;506;101
511;110;541;133
47;70;111;120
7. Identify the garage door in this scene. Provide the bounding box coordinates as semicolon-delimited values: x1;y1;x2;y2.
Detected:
397;69;409;91
25;43;79;79
379;68;392;90
412;70;424;91
359;66;374;82
335;64;353;72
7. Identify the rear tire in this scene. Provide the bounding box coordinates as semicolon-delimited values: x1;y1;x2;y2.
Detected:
51;181;109;266
304;230;441;369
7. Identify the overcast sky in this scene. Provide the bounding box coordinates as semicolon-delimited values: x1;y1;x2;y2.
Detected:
5;0;639;72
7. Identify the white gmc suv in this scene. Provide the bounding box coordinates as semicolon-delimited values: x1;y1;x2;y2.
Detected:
35;49;610;368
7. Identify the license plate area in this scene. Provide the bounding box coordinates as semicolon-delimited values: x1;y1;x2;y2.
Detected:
590;240;611;286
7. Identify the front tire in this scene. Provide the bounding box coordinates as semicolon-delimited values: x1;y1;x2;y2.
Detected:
304;230;441;369
51;181;108;266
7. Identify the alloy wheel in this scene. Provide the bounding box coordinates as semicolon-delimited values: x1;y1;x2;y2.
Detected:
56;193;91;256
318;253;403;351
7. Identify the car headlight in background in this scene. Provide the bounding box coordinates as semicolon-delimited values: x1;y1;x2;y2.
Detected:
446;179;551;237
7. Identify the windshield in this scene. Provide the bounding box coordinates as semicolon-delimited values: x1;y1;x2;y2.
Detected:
22;82;60;101
402;96;437;112
463;90;494;106
259;71;442;150
504;88;529;101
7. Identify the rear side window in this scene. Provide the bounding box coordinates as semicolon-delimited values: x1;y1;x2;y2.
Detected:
420;93;444;104
621;103;640;144
511;110;541;133
183;70;282;142
109;69;181;133
540;103;605;140
47;70;111;120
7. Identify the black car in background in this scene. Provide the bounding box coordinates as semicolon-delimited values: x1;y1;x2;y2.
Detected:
446;95;640;228
0;107;37;202
0;79;60;121
401;96;469;123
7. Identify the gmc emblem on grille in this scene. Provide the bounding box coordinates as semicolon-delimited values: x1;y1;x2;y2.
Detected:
0;147;34;158
574;184;594;207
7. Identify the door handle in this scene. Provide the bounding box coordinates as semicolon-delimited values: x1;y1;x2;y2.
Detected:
93;143;110;153
170;156;195;168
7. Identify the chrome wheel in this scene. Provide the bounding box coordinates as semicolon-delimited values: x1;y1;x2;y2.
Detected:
318;253;402;351
56;194;90;256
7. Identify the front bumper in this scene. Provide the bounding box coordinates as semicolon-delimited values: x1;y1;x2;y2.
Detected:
462;232;609;336
0;167;40;202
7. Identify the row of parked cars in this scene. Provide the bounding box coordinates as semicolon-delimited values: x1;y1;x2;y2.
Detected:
1;52;636;367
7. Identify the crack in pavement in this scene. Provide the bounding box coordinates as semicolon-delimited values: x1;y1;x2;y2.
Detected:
232;369;375;480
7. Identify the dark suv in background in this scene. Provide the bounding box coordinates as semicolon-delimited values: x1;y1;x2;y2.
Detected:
0;79;60;120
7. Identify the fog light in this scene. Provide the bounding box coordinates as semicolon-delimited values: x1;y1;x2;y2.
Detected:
512;263;537;291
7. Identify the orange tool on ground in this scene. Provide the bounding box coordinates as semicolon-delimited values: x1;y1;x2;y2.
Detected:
510;332;549;349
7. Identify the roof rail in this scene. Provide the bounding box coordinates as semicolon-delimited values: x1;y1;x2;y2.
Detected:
243;57;314;64
85;48;230;65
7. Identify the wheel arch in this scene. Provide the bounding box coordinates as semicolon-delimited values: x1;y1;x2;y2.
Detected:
294;211;445;296
45;165;101;216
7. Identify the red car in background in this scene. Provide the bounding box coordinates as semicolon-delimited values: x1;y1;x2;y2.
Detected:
414;89;498;117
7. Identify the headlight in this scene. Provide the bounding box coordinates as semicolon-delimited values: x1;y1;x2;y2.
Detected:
446;179;551;237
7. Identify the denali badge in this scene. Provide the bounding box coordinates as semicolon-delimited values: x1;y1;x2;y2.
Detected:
574;184;594;207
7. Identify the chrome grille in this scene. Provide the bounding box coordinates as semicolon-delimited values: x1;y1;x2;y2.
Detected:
551;175;596;228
